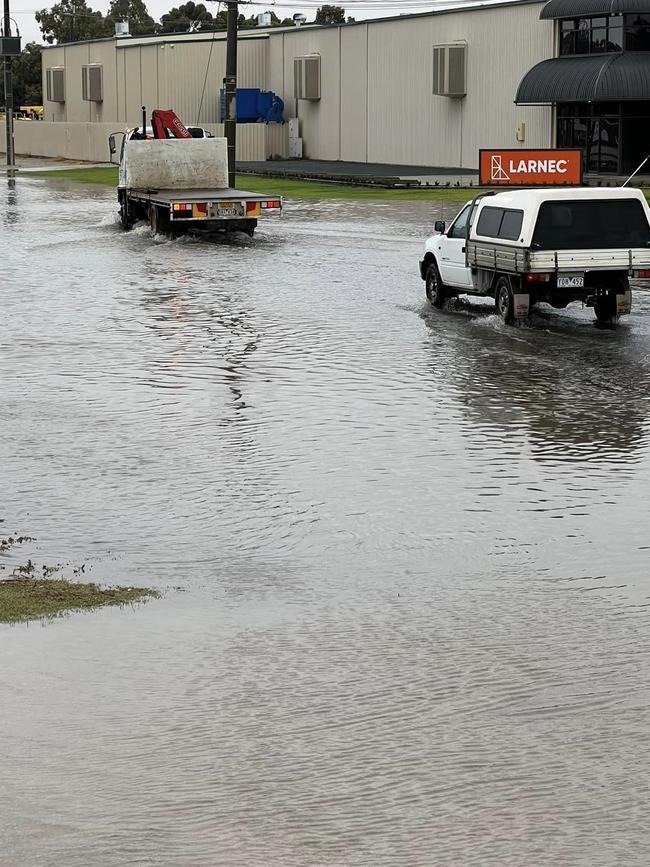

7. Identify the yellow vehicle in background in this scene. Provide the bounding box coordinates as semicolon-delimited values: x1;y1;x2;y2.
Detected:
17;106;43;120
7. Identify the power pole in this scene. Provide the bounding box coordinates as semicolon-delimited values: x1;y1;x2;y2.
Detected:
2;0;16;168
223;0;237;188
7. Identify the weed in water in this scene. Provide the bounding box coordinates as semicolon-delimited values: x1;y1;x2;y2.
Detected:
0;573;159;624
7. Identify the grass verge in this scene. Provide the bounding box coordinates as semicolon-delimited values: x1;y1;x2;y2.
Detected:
0;575;159;624
23;165;483;201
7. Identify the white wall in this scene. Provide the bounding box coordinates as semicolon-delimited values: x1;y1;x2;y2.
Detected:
2;121;281;162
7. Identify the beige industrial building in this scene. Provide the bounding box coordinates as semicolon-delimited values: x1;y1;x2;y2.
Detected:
15;0;650;176
18;0;560;170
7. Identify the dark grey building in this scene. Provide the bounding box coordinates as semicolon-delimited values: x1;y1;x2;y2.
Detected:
517;0;650;175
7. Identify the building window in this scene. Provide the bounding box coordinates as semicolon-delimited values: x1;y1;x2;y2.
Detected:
559;16;623;55
557;103;620;174
624;14;650;50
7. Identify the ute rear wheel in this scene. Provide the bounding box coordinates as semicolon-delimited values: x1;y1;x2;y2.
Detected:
594;294;618;324
425;262;446;309
495;277;515;324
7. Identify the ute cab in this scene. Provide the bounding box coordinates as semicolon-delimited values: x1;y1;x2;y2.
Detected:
420;187;650;324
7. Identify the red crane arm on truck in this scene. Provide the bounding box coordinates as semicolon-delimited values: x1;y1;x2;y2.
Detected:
151;109;193;140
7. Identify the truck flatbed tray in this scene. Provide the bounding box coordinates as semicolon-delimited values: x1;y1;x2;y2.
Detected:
128;188;274;204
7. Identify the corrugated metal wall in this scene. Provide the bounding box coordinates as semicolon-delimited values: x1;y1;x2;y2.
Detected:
41;6;555;169
43;34;268;127
117;36;267;125
269;2;554;169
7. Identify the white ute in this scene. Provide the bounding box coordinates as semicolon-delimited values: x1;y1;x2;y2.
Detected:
420;187;650;324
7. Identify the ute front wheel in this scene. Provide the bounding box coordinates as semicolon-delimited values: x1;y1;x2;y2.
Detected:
425;262;446;309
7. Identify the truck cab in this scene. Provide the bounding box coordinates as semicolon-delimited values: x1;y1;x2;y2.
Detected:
420;188;650;324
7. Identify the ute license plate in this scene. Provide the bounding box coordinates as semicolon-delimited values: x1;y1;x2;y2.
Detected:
557;272;585;288
217;202;244;217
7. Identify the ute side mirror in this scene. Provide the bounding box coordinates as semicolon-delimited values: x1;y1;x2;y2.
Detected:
434;220;446;234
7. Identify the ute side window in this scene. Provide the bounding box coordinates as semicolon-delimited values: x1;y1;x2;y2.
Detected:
476;206;524;241
448;203;477;239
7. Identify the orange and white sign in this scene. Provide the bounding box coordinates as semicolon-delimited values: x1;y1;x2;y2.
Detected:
479;149;582;186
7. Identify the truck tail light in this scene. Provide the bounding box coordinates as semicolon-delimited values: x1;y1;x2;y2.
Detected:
634;269;650;278
195;202;207;214
246;201;259;214
526;273;550;283
261;200;281;210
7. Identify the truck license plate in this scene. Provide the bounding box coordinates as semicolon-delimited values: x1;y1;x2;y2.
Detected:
217;202;244;217
557;273;584;288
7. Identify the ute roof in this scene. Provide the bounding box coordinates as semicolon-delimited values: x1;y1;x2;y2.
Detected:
479;186;646;209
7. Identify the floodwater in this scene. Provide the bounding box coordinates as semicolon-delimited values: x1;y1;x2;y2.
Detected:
2;178;650;867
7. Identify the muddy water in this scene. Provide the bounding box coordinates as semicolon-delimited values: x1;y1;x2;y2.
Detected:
2;179;650;866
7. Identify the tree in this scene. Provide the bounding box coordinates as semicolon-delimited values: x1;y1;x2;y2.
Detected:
35;0;109;43
160;1;216;33
0;43;43;105
106;0;156;35
315;5;345;24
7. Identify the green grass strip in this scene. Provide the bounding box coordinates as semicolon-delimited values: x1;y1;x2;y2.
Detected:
23;165;483;201
24;164;648;202
0;576;159;624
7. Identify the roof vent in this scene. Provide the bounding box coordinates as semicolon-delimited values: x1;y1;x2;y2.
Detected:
115;20;129;37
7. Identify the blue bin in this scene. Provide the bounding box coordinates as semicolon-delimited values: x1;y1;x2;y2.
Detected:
219;88;260;123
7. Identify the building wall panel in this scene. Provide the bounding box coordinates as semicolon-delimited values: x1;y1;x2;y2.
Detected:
279;28;341;160
139;45;159;119
87;40;118;123
42;44;66;121
339;24;368;163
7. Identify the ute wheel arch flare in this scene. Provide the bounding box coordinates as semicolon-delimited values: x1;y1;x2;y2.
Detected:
479;149;582;186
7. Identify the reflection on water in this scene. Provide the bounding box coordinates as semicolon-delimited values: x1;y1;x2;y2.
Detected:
2;181;650;866
422;305;650;462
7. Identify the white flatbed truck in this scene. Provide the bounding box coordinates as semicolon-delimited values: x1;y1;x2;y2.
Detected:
420;187;650;324
109;125;281;237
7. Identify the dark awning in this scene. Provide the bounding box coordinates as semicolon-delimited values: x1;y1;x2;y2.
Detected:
515;53;650;102
541;0;650;18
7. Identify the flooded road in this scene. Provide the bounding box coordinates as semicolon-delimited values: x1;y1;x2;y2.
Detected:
2;178;650;866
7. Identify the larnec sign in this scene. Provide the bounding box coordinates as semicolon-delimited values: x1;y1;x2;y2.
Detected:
479;149;582;186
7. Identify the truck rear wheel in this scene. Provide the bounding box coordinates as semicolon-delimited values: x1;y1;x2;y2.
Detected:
425;262;446;308
149;205;170;236
495;277;514;324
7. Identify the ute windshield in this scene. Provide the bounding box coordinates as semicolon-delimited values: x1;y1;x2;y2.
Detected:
531;199;650;250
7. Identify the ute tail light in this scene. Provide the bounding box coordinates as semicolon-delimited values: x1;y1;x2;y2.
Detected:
525;273;550;283
261;200;281;210
634;269;650;278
